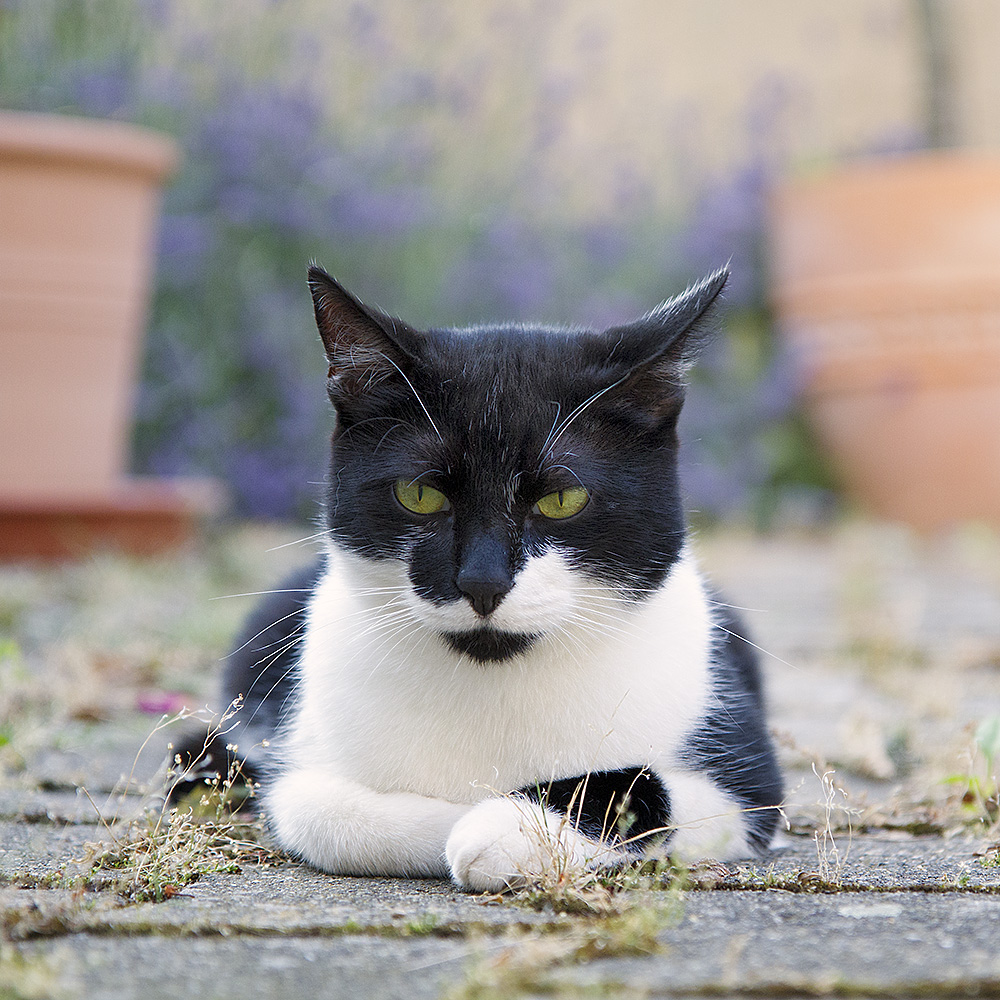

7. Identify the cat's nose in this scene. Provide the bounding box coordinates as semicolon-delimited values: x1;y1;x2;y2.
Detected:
457;576;511;617
456;533;513;617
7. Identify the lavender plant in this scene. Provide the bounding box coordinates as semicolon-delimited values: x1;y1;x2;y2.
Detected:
0;0;830;520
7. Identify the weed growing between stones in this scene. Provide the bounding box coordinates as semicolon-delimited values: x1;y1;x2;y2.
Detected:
73;706;280;903
944;716;1000;836
444;904;675;1000
476;774;791;915
811;764;854;888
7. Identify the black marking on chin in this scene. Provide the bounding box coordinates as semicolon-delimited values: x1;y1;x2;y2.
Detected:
443;628;539;663
519;767;671;851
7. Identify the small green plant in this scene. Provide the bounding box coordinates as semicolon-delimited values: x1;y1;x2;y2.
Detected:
944;715;1000;833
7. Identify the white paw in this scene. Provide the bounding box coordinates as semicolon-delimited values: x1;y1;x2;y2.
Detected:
662;773;754;862
445;797;613;893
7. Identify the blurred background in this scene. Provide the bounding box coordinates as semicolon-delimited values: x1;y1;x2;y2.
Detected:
1;0;999;885
1;0;997;528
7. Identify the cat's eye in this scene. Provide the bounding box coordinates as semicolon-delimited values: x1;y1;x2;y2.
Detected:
534;486;589;520
394;479;450;515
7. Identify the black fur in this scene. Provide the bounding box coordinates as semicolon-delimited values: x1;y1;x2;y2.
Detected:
309;265;729;650
519;767;671;851
175;265;783;864
167;561;320;801
682;605;784;849
443;628;539;662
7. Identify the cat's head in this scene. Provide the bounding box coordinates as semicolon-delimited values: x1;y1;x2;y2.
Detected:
308;265;727;663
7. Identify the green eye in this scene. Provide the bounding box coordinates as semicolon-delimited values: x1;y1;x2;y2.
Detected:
535;486;589;520
394;479;450;515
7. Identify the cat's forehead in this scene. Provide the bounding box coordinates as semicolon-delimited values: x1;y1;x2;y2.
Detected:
421;323;606;398
404;325;613;478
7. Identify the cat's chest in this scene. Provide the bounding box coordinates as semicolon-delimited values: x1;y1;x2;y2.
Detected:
290;555;714;802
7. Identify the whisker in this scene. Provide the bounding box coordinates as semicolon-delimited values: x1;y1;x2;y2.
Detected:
265;531;329;552
211;589;314;601
539;370;632;467
709;622;802;672
381;353;443;443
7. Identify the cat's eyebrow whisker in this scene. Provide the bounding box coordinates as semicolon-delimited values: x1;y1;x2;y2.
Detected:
541;464;586;489
381;353;444;443
335;413;411;441
538;401;562;459
539;371;632;467
374;421;411;454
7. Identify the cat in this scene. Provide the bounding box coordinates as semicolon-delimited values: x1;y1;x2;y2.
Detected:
174;263;784;892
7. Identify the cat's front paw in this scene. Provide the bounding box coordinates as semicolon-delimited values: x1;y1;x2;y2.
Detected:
445;796;612;893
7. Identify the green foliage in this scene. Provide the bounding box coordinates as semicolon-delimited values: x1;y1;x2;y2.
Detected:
944;715;1000;832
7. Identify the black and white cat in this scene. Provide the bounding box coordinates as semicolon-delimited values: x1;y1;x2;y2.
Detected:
183;264;783;891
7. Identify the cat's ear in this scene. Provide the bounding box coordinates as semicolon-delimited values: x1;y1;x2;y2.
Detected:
307;265;418;402
600;266;729;422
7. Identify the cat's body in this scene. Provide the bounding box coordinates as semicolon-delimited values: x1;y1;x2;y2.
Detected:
184;265;783;891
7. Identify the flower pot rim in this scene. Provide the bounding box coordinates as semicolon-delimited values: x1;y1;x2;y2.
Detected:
776;149;1000;189
0;109;178;182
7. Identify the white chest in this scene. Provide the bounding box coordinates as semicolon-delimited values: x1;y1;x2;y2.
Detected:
285;550;714;803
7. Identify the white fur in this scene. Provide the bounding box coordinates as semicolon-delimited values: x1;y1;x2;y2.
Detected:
445;796;620;893
267;541;754;887
652;771;752;860
268;767;468;877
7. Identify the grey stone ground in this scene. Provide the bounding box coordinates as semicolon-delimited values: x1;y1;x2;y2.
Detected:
2;523;1000;998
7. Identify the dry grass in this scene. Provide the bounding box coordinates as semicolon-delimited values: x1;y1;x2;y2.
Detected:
809;764;854;887
444;903;675;1000
67;707;281;904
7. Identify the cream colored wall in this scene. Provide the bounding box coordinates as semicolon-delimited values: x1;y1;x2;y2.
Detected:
298;0;931;222
161;0;998;224
949;0;1000;149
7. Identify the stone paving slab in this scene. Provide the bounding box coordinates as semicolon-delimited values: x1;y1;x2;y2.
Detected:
0;787;145;827
5;934;474;1000
558;891;1000;997
3;525;1000;999
0;820;103;880
4;810;999;904
3;818;1000;999
5;888;1000;1000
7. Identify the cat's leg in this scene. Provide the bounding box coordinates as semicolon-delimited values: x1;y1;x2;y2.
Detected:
445;767;661;892
445;766;769;892
267;768;470;877
657;770;759;861
445;795;622;893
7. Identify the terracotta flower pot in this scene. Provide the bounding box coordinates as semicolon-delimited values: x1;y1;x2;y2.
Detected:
770;154;1000;530
0;110;220;558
